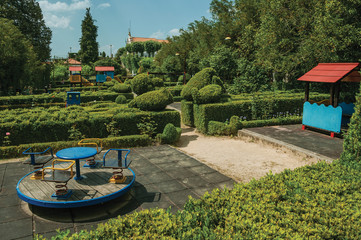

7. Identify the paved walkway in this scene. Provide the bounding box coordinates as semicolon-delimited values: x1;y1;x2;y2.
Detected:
0;145;234;240
239;124;343;162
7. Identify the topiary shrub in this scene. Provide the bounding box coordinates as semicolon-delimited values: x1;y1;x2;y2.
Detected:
128;88;173;111
208;115;240;136
152;77;164;88
181;67;224;101
111;83;132;93
157;123;182;144
131;73;154;95
192;84;223;104
115;95;127;104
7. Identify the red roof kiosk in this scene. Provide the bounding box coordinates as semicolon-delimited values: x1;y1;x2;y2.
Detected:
298;63;361;137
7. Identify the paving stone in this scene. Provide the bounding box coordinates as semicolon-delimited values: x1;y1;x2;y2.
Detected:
176;158;203;167
31;206;73;223
144;171;175;184
0;205;30;224
191;185;218;197
180;175;214;188
166;189;199;207
34;215;74;235
189;165;217;174
0;193;21;207
0;218;32;240
134;164;163;175
166;168;198;179
156;180;188;194
215;180;236;190
201;171;233;184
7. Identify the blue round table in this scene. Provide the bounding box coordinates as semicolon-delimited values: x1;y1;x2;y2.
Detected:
56;147;97;180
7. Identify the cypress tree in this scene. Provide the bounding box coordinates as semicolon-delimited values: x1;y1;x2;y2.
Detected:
79;8;98;64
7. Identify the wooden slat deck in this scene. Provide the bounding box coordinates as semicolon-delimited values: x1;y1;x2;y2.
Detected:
18;162;134;203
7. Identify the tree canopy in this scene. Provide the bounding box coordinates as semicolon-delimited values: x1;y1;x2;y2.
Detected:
0;0;52;62
154;0;361;92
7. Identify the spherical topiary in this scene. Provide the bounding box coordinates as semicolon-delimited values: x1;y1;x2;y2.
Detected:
128;88;173;111
157;123;182;144
131;73;154;95
115;95;127;104
111;83;132;93
151;77;164;88
181;67;224;101
192;84;223;104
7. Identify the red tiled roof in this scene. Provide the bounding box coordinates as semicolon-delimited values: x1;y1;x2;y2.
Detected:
65;58;81;65
131;37;168;43
69;66;82;71
95;66;114;72
298;63;361;83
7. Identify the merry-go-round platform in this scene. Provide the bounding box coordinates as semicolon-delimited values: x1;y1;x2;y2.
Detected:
16;162;135;208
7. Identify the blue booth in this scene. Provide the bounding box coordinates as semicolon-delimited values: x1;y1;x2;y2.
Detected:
95;66;114;84
298;63;360;137
66;92;81;106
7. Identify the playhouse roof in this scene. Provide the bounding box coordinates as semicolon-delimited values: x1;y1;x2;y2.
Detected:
298;63;361;83
69;66;82;71
65;58;81;65
95;66;114;72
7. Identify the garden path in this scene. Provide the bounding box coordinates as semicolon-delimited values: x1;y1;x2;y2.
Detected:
174;126;318;183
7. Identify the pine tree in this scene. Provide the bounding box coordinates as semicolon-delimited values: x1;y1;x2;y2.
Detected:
341;84;361;162
79;8;98;64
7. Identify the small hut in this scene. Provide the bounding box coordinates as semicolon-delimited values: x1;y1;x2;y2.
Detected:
95;66;115;84
298;63;361;137
69;66;82;87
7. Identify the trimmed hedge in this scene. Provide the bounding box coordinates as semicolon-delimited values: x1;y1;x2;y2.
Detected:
110;83;132;93
192;94;327;134
131;73;164;95
0;135;151;159
181;100;194;127
129;88;173;111
0;105;180;146
192;84;223;104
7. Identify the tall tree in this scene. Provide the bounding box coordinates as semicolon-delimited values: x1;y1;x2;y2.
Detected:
0;18;39;94
0;0;52;61
78;8;98;64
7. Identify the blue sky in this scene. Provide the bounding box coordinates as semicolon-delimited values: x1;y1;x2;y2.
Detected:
37;0;213;58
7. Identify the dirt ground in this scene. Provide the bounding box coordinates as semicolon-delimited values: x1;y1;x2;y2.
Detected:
174;127;318;183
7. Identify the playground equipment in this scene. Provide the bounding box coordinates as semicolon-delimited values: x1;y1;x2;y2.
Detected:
78;138;103;168
66;92;80;106
40;159;75;199
23;147;54;180
95;66;115;84
102;149;132;184
17;146;135;208
298;63;360;137
69;66;94;86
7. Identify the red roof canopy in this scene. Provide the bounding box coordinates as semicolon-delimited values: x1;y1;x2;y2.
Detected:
69;66;82;72
95;66;114;72
298;63;361;83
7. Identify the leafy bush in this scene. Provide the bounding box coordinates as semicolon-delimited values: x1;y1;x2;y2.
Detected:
341;84;361;162
181;100;194;127
157;123;182;144
115;95;127;104
151;77;164;88
129;88;173;111
181;68;224;101
192;84;222;104
111;83;131;93
131;73;154;95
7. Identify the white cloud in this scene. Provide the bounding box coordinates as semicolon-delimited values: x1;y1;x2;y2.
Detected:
38;0;91;12
43;13;71;29
168;28;180;37
98;3;111;9
150;30;165;39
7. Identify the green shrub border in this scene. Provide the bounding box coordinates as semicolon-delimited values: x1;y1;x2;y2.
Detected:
0;134;151;159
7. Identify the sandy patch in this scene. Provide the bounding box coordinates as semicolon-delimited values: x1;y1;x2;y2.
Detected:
174;127;318;183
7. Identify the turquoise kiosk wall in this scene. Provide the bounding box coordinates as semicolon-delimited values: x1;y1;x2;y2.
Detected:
95;66;115;84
